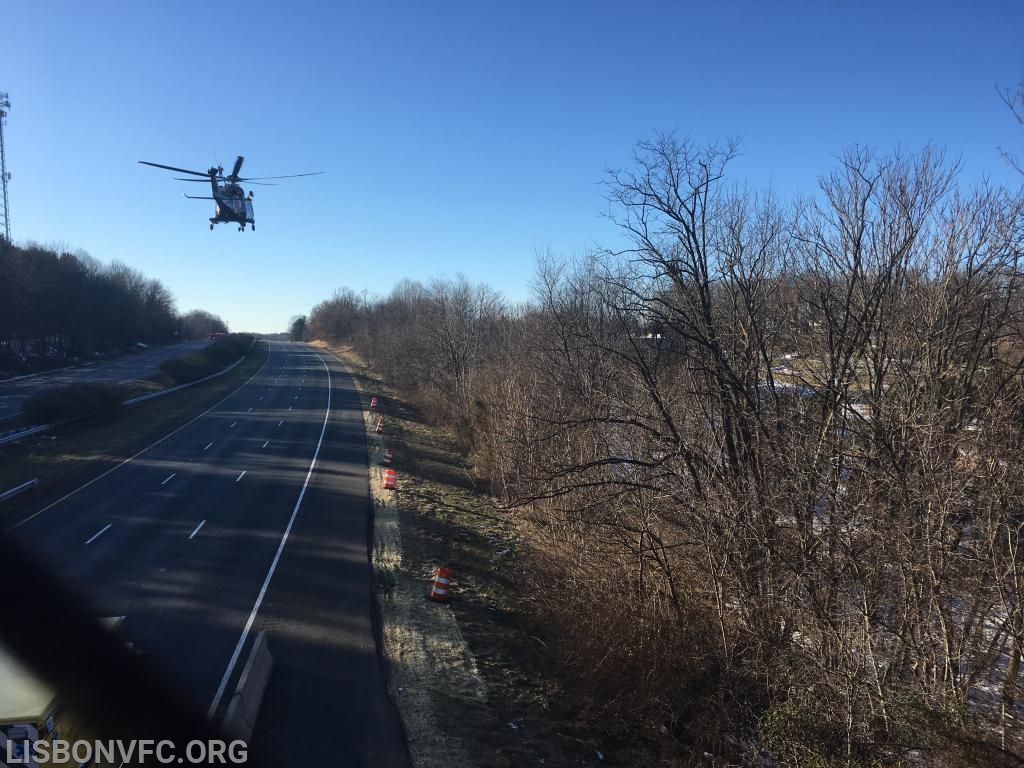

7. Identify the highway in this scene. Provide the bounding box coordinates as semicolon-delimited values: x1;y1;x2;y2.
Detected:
4;341;410;766
0;340;212;422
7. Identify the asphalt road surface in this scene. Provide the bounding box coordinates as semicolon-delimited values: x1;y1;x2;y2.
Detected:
0;340;212;422
5;341;410;767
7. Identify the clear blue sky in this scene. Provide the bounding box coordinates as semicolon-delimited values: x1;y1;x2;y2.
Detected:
6;1;1023;332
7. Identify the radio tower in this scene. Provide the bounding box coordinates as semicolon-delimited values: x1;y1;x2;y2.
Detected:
0;92;10;243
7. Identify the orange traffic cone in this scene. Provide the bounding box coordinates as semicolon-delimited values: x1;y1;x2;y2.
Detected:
382;468;397;490
370;396;378;409
381;448;393;465
429;566;453;602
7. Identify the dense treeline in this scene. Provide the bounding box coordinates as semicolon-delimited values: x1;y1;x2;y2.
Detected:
308;139;1024;766
0;241;227;374
179;309;229;341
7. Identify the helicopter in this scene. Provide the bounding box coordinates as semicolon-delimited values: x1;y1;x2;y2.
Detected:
138;155;322;231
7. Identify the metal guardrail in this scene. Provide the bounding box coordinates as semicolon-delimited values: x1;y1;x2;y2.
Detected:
0;478;38;502
122;353;246;405
0;344;255;447
0;424;50;446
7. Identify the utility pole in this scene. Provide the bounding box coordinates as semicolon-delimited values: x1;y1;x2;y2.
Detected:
0;92;11;243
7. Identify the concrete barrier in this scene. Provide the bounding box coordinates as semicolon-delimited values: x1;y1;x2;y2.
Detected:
222;630;273;743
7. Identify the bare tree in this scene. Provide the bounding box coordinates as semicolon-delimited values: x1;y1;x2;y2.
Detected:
1000;78;1024;175
297;134;1024;765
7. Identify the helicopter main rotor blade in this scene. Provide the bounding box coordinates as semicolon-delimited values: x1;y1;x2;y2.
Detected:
139;160;211;177
183;194;217;199
237;171;324;181
173;176;276;186
229;156;245;180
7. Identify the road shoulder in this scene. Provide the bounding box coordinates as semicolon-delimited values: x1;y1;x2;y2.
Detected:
247;345;411;767
310;341;605;768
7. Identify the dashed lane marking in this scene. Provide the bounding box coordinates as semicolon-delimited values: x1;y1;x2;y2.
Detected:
85;524;112;544
208;348;332;718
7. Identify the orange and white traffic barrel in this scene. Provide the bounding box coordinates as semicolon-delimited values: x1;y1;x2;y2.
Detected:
381;448;393;466
382;468;397;490
429;566;453;602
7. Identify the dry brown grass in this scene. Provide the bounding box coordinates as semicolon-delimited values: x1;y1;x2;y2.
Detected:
311;341;613;767
0;343;268;527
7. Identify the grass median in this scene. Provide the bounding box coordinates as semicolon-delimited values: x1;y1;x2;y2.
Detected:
0;341;268;526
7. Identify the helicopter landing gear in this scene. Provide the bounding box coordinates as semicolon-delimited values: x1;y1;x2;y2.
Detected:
251;222;255;231
238;225;245;232
209;223;214;230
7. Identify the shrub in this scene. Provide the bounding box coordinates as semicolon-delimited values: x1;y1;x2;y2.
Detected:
159;334;253;385
23;382;122;424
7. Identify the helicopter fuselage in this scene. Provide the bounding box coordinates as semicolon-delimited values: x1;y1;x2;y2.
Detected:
211;182;254;231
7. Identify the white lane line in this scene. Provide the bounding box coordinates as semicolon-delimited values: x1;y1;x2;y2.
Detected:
208;349;332;719
247;407;253;412
293;395;298;400
188;520;206;539
230;421;237;428
161;473;176;485
85;524;112;544
277;420;283;426
288;406;293;411
259;396;264;401
205;442;214;451
236;470;246;482
262;440;269;449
